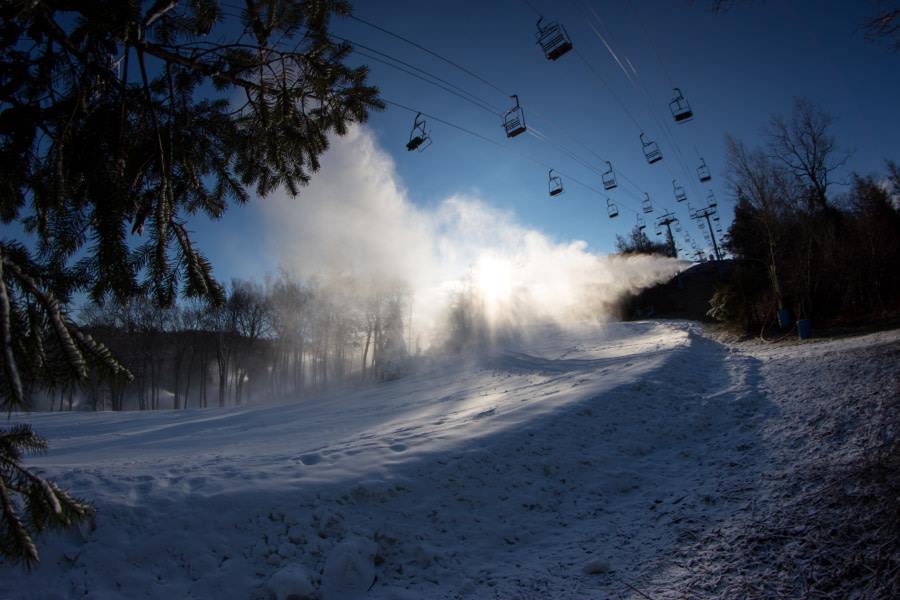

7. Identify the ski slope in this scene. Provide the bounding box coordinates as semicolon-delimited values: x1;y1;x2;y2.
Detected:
3;321;896;599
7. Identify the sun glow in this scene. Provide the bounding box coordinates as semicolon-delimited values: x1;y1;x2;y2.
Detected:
474;254;514;313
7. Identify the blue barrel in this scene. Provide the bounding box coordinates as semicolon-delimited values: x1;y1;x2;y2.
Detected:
797;318;812;340
777;308;792;329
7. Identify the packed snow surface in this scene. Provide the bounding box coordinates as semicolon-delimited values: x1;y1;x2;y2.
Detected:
3;321;898;599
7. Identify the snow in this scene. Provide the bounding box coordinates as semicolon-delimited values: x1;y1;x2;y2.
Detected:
268;564;315;600
2;320;898;599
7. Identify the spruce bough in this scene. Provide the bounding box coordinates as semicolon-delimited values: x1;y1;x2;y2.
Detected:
0;0;382;564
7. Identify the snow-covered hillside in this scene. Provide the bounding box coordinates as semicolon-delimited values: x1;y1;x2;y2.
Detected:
3;321;898;599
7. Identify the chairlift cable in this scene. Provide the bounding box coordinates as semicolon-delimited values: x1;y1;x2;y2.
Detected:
623;0;678;90
573;1;703;182
348;14;510;98
333;34;505;113
573;48;644;133
620;2;716;207
214;7;653;231
578;2;636;86
632;66;707;204
383;100;647;216
577;1;707;210
348;36;652;208
517;0;544;17
217;8;657;222
344;13;658;206
382;99;505;150
216;6;503;118
349;47;503;117
527;128;646;203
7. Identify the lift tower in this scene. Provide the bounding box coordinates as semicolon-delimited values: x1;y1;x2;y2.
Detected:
690;204;722;261
655;210;680;259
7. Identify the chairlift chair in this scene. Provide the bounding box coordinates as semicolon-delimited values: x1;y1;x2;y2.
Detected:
602;161;618;190
503;95;527;138
641;133;663;164
641;192;653;214
669;88;693;123
697;157;712;183
636;215;646;231
706;191;717;208
673;179;687;202
654;224;663;237
548;169;563;197
406;113;431;152
536;18;573;61
606;198;619;218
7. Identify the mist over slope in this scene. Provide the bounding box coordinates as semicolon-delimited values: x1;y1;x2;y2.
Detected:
257;126;683;346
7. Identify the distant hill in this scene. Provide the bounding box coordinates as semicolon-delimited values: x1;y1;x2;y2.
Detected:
620;260;735;322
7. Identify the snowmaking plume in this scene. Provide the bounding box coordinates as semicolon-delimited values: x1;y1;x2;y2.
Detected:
258;126;683;349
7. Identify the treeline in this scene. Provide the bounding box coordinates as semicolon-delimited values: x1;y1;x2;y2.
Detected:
35;276;412;411
710;99;900;331
615;226;677;258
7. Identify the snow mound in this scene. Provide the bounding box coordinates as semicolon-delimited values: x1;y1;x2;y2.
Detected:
267;564;316;600
321;537;377;600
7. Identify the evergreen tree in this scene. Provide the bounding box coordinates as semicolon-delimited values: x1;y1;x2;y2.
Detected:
0;0;382;564
0;425;93;567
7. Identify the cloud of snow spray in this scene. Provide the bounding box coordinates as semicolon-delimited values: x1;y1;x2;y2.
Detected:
259;126;683;351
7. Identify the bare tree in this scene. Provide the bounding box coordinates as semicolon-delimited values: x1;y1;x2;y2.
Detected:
864;3;900;50
725;135;800;311
702;1;900;51
268;275;312;398
227;281;272;405
768;99;849;212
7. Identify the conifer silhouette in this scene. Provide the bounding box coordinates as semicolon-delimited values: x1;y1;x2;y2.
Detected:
0;0;382;564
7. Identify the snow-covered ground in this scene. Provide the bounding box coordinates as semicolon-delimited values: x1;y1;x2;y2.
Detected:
3;321;898;599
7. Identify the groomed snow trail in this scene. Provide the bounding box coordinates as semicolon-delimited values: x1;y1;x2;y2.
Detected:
3;321;776;599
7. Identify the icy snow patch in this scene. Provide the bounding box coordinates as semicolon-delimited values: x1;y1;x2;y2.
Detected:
267;564;315;600
321;537;378;600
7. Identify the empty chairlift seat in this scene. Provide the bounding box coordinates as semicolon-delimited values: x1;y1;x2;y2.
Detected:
548;169;563;196
636;215;646;231
606;198;619;218
503;95;527;138
697;157;712;182
673;179;687;202
706;190;718;208
536;18;574;61
641;133;663;164
602;161;618;190
406;113;431;152
642;193;654;214
669;88;693;123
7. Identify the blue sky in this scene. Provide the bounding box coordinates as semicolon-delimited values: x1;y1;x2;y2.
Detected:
199;0;899;282
4;0;899;286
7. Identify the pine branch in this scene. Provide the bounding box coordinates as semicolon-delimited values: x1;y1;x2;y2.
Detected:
0;477;39;566
2;255;87;380
71;329;133;382
0;425;93;566
0;425;49;459
0;248;25;407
